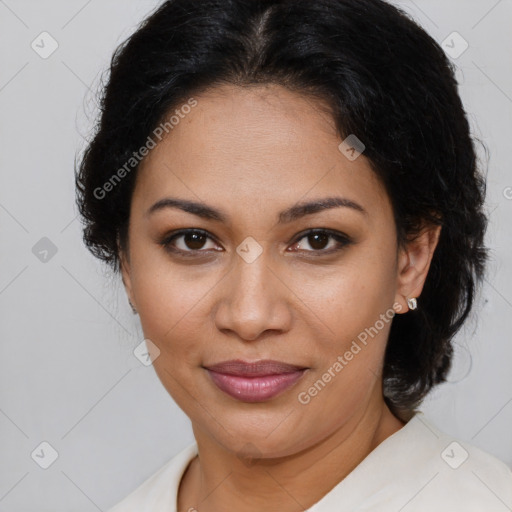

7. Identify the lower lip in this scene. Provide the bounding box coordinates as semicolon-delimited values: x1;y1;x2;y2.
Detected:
206;369;307;402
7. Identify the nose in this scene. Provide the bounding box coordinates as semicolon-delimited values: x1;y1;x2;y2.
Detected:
213;249;293;341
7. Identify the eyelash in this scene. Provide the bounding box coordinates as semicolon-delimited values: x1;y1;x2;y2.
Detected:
159;228;352;258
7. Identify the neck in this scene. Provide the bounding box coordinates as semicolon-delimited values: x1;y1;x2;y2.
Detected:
178;396;405;512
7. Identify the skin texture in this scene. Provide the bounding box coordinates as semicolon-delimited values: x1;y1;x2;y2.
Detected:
120;83;441;512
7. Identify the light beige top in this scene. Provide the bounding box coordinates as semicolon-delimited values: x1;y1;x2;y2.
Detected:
107;412;512;511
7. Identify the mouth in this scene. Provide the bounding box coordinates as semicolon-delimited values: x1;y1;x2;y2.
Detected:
203;359;309;402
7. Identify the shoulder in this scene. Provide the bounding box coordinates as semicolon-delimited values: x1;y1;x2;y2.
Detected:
106;442;198;512
391;413;512;511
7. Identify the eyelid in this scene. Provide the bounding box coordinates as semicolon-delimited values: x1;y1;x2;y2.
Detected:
290;227;350;243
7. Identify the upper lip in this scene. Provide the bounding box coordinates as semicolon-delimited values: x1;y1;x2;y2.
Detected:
204;359;307;376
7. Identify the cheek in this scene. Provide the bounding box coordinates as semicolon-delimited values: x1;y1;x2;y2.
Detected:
129;259;230;399
131;267;215;404
285;245;397;416
130;248;219;338
287;248;397;346
292;271;396;440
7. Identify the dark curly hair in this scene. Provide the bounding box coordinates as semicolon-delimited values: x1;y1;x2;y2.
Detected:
75;0;489;417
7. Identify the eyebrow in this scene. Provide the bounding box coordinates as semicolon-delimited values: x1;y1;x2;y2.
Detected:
146;196;367;223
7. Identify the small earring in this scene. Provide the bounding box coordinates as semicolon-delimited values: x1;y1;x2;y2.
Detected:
406;297;418;310
129;300;137;315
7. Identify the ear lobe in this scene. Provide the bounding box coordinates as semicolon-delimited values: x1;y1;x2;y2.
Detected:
394;223;442;312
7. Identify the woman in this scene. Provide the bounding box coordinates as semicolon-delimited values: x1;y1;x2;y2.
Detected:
75;0;512;510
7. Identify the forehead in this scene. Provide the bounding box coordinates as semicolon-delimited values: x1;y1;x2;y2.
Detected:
134;84;390;222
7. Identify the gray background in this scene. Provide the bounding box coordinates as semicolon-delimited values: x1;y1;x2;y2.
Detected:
0;0;511;510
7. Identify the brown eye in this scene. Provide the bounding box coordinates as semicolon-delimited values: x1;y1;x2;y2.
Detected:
161;229;221;254
182;232;208;250
288;229;352;254
307;232;330;250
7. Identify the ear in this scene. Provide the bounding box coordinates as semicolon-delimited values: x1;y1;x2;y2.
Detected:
394;223;442;313
119;247;136;311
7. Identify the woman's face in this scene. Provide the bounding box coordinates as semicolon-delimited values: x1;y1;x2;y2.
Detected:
121;84;430;458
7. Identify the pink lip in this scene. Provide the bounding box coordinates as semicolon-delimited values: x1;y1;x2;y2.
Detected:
204;359;308;402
